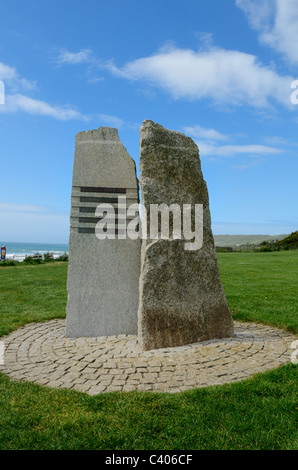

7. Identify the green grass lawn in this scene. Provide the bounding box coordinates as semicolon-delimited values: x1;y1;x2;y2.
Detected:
0;262;67;337
0;252;297;450
217;250;298;335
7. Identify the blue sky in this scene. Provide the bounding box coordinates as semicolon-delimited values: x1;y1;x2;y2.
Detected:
0;0;297;243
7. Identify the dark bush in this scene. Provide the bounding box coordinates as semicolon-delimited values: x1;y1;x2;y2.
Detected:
23;256;42;264
0;260;18;267
43;252;54;262
55;254;68;261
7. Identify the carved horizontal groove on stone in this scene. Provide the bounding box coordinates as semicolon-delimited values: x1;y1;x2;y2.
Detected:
72;214;138;228
71;185;139;233
81;186;126;194
78;217;127;224
80;196;119;203
78;227;126;235
73;197;138;206
79;207;126;214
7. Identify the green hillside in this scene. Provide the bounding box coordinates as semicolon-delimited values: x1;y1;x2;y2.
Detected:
277;231;298;249
214;234;288;247
257;231;298;252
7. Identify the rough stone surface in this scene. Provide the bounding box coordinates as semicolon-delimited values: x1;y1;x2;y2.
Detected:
138;120;234;350
0;319;295;395
66;127;140;337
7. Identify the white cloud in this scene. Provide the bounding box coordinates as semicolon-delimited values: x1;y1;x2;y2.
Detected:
232;161;260;170
0;60;89;120
56;48;93;65
0;61;36;92
236;0;298;65
0;62;19;81
107;44;293;108
0;59;128;123
183;123;283;159
0;93;90;121
96;113;125;128
262;135;293;147
0;92;128;125
0;202;45;213
235;0;274;30
54;49;108;85
198;142;282;158
184;125;229;141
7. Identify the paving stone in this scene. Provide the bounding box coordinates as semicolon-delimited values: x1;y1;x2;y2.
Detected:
0;319;296;395
88;385;107;395
122;384;137;392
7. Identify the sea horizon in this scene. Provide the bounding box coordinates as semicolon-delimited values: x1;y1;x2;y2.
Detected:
0;241;69;261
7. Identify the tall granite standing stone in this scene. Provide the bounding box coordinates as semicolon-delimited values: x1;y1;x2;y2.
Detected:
66;127;140;337
138;120;234;350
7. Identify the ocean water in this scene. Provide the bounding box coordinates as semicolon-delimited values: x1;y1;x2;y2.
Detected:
0;242;69;261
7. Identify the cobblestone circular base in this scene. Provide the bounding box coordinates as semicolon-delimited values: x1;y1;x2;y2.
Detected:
0;320;296;395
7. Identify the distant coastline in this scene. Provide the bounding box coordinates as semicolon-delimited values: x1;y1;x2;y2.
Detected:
1;234;290;260
0;242;69;262
213;234;288;247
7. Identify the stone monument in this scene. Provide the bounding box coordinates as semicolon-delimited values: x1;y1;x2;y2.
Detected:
138;120;234;350
66;127;140;337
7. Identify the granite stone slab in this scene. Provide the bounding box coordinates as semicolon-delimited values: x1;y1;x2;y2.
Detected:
66;127;140;337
